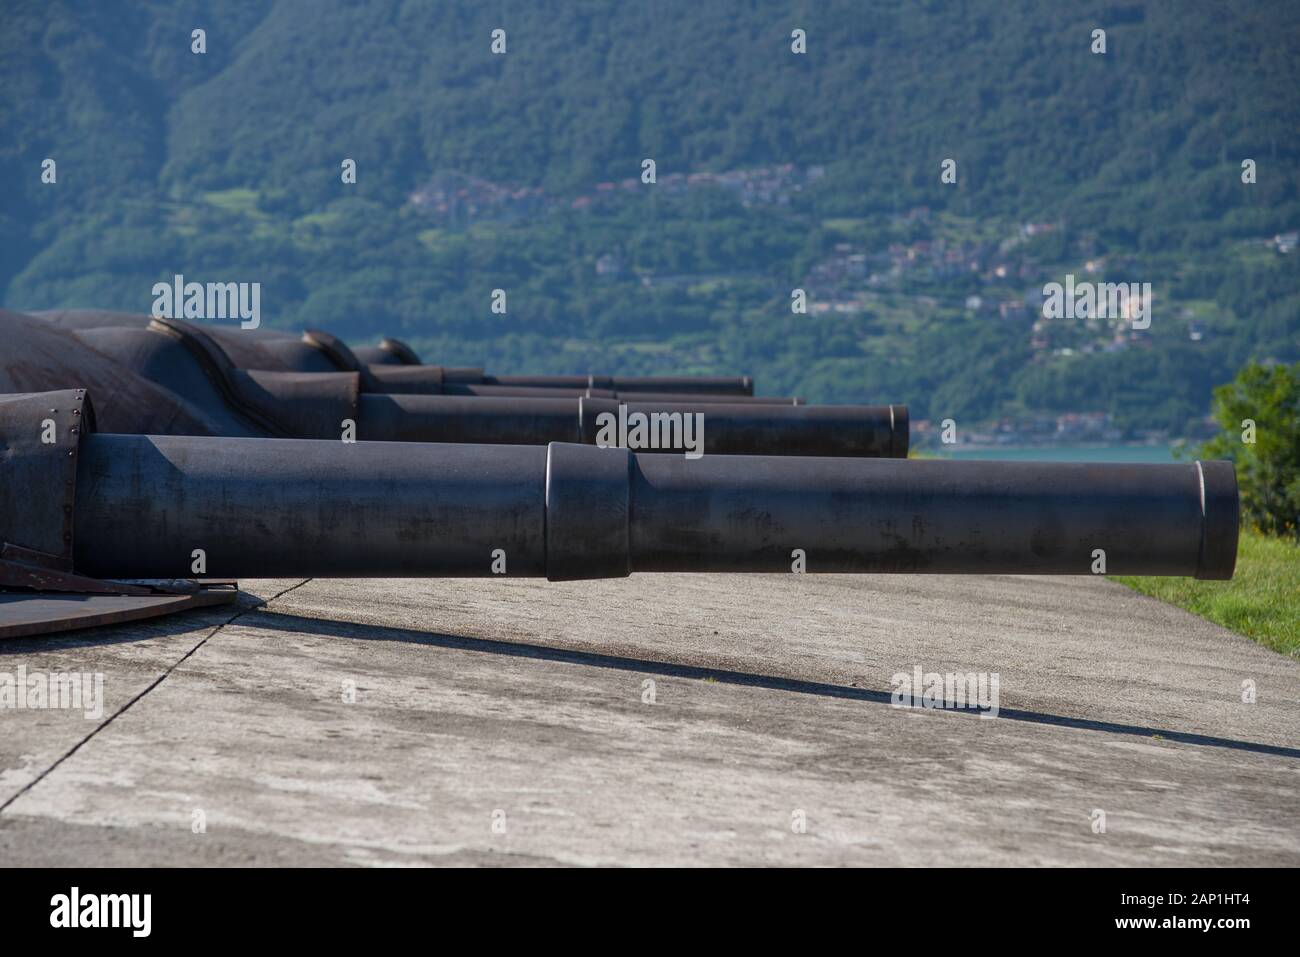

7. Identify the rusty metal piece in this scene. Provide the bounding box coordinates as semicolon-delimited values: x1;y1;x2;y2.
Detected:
1;544;153;596
0;584;238;640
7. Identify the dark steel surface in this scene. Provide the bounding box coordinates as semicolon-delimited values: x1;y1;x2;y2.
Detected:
74;434;549;578
379;337;424;365
0;389;92;568
626;453;1237;579
358;394;582;445
0;310;222;435
147;318;362;438
28;311;758;397
353;338;425;366
355;394;905;456
483;374;753;396
28;308;155;331
436;382;789;402
203;326;332;373
577;398;906;457
69;435;1237;581
353;345;402;366
73;323;267;436
4;313;891;454
617;391;800;405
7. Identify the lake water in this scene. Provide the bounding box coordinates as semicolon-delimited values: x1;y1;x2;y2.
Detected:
936;444;1177;463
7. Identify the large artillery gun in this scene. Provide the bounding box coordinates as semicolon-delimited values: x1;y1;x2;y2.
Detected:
0;386;1237;636
1;309;1238;639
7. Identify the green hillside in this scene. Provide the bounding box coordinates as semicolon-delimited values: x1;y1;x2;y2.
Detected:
2;0;1298;428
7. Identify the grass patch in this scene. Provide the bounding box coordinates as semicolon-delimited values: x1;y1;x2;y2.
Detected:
417;228;446;251
294;211;341;230
619;341;676;354
202;188;264;217
822;217;867;233
1112;530;1300;657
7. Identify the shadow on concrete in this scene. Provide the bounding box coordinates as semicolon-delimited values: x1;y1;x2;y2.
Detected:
247;608;1300;760
0;602;246;655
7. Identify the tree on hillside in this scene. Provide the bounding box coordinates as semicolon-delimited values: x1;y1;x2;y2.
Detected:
1197;362;1300;540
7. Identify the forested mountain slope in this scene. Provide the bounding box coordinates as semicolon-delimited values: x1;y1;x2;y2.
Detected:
3;0;1297;430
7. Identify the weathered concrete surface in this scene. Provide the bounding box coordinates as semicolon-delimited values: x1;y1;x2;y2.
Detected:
1;574;1297;866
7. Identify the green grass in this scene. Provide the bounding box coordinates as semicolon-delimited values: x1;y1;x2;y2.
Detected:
1113;530;1300;657
417;228;447;251
822;217;868;233
202;188;264;217
294;211;341;230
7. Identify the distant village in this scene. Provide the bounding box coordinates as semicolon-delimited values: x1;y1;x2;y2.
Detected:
806;213;1294;447
408;163;823;224
408;167;1295;447
804;213;1296;360
805;210;1163;356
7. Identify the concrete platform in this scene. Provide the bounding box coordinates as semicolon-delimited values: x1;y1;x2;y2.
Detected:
1;574;1297;866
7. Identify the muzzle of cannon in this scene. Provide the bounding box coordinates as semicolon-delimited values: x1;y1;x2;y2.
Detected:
0;391;1238;585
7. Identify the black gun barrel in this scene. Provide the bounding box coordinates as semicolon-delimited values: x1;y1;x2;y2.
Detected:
356;395;906;457
480;374;753;395
295;328;754;395
68;434;1237;582
433;382;798;403
352;338;757;395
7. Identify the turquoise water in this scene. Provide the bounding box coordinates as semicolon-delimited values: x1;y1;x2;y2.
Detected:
937;444;1177;463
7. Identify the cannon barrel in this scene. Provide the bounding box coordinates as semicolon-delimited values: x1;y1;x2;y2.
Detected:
436;383;800;403
603;391;800;405
479;374;753;395
65;431;1237;582
356;394;905;456
293;328;754;396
